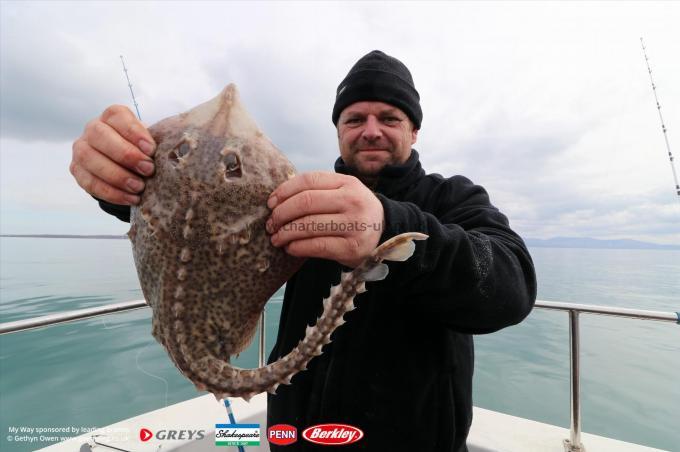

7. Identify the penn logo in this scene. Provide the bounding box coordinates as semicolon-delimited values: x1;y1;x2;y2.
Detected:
302;424;363;446
267;424;297;446
139;428;153;442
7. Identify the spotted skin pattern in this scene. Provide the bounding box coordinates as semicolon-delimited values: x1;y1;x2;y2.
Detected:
129;84;427;401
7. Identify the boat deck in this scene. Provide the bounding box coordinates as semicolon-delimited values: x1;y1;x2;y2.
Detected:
39;392;665;451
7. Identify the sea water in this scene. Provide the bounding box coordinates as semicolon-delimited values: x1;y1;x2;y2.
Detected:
0;237;678;451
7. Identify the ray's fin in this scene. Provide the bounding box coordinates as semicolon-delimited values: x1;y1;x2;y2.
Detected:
358;263;389;281
375;232;428;262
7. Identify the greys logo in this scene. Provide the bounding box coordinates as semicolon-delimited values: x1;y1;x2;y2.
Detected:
138;428;206;442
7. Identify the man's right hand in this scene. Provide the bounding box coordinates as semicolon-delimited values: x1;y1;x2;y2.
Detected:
70;105;157;206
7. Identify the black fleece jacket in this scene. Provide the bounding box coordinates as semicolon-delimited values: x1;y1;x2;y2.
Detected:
268;150;535;451
96;150;536;451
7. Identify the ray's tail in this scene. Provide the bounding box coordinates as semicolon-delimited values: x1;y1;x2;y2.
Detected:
184;232;428;401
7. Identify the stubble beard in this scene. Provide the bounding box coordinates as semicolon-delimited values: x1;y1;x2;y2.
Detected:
347;148;395;189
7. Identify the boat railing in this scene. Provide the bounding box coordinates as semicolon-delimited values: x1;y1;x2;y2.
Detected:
534;301;678;452
1;299;678;452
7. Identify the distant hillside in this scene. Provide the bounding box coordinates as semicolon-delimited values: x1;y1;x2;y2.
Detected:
2;234;678;250
1;234;127;239
525;237;680;250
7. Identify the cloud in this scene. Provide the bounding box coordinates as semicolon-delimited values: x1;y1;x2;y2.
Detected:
0;5;127;142
1;1;679;243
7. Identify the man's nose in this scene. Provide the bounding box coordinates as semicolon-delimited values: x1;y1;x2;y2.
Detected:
361;115;382;141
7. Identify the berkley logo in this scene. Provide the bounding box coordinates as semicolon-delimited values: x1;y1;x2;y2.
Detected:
139;428;153;442
302;424;363;446
268;424;297;446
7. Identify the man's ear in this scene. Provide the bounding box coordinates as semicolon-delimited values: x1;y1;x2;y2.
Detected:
411;126;419;145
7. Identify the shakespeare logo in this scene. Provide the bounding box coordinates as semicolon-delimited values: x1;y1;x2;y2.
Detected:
214;423;260;447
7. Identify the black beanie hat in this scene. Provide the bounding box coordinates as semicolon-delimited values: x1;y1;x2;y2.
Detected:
332;50;422;129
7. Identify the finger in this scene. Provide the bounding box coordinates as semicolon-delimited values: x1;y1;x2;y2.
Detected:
74;139;146;194
268;172;347;208
100;105;156;156
270;213;353;247
283;236;361;263
85;120;155;177
268;189;347;233
71;161;140;205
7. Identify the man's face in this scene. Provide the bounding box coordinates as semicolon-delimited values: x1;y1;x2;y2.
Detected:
337;101;418;176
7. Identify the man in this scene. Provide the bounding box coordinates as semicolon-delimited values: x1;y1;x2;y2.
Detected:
70;50;536;451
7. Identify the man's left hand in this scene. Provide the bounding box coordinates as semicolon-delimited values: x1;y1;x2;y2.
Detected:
266;172;384;268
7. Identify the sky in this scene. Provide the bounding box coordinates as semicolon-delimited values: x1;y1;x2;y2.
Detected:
1;1;679;244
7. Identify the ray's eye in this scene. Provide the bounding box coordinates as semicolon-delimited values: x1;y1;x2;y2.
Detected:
178;142;191;158
223;152;242;179
169;142;191;166
225;153;239;171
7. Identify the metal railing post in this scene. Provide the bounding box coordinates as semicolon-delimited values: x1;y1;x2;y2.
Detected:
564;310;585;452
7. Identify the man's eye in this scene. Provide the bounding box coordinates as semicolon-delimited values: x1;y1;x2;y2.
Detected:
346;118;362;124
383;116;401;124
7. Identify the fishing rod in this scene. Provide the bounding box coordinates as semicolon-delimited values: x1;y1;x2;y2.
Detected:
119;55;142;121
639;37;680;203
